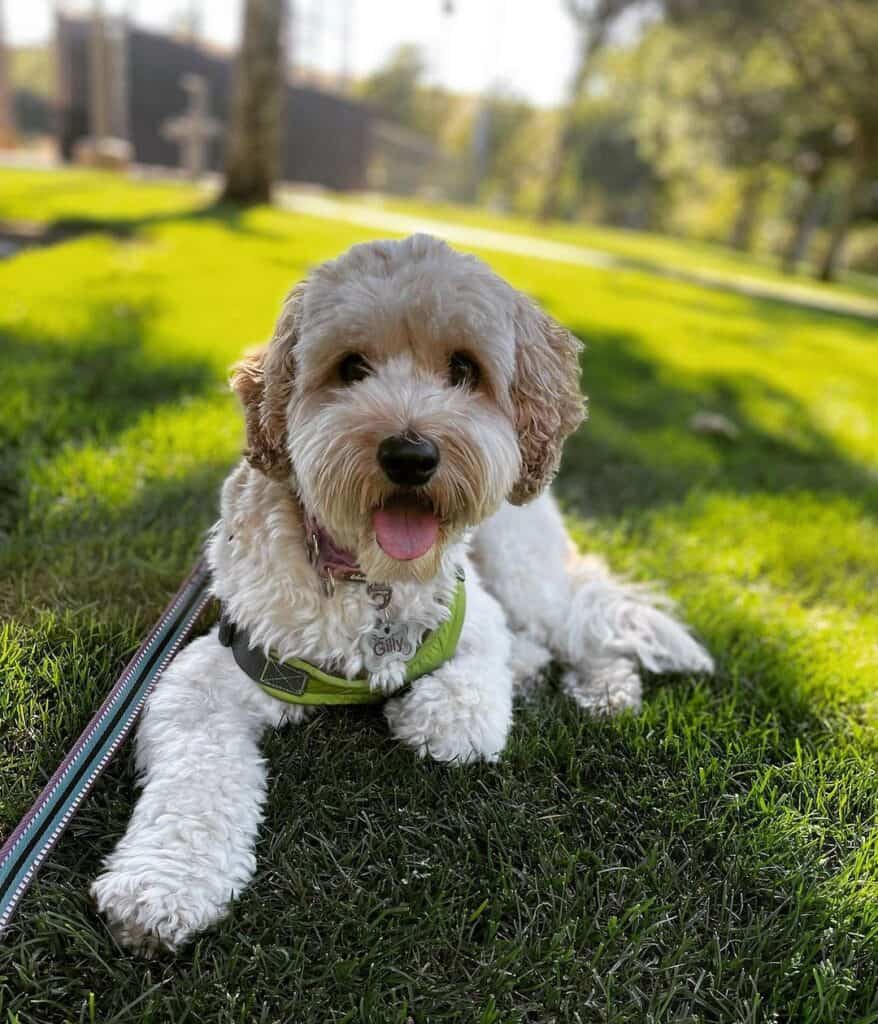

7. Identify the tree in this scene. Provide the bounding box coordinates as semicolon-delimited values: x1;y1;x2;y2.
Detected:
764;0;877;280
534;0;878;275
633;27;793;250
221;0;287;205
539;0;636;221
458;90;536;206
572;98;663;228
659;0;878;280
561;45;667;229
356;44;456;145
357;44;426;129
0;0;17;148
780;122;848;273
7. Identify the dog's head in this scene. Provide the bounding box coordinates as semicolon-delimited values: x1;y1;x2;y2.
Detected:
232;234;584;582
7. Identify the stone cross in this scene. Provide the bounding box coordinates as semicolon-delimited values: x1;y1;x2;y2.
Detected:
161;73;221;179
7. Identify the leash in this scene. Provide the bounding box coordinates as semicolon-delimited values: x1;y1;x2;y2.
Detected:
0;558;213;941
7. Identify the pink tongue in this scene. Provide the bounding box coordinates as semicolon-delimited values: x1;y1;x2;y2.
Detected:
373;503;440;561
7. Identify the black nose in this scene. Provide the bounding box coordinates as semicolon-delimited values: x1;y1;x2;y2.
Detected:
377;434;440;486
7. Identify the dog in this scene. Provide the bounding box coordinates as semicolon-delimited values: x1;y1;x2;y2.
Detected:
92;234;713;953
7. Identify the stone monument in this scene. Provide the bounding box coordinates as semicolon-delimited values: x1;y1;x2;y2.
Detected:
161;73;221;179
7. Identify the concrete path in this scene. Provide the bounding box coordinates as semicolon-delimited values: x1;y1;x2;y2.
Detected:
280;191;878;323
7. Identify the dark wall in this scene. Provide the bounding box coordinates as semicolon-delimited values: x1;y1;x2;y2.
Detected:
57;16;373;190
280;84;372;191
13;90;52;136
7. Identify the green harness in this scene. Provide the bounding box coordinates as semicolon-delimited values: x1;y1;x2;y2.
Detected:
219;579;466;705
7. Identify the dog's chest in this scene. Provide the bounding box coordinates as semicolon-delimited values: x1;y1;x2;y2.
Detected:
285;580;449;677
212;532;457;679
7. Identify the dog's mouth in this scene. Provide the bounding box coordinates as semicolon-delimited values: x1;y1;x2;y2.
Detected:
372;493;440;562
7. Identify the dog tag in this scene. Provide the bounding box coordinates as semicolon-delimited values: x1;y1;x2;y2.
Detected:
360;620;420;675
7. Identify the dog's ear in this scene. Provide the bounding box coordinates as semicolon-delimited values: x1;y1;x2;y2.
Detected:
231;283;305;479
507;295;586;505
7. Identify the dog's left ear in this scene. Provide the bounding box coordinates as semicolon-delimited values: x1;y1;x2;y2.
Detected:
230;283;305;479
507;294;586;505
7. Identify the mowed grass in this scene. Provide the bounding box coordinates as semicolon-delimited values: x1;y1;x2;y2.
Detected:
0;167;876;1023
349;192;878;306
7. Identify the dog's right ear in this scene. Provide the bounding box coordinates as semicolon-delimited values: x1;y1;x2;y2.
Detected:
230;282;305;479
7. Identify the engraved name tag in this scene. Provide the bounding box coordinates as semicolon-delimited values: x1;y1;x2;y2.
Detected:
360;621;420;675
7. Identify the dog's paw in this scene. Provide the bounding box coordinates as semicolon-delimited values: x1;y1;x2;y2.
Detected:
104;915;171;959
384;665;511;764
91;868;227;955
369;662;408;696
509;635;552;698
562;658;642;716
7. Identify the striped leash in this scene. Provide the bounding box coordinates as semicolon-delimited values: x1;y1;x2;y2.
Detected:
0;559;213;940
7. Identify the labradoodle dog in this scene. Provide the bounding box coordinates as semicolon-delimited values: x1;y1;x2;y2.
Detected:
92;234;712;953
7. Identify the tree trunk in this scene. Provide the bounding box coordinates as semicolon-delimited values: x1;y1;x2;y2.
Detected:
781;170;827;274
0;0;16;149
221;0;286;205
729;173;767;251
817;157;868;283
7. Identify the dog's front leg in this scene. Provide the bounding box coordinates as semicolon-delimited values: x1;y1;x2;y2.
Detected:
91;631;289;954
384;572;513;764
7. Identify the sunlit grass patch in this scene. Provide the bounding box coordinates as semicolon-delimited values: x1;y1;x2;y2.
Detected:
350;190;878;305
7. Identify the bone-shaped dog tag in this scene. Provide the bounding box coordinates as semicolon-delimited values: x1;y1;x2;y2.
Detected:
360;620;419;675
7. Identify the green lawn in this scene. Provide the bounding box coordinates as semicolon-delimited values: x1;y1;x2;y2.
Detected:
1;168;876;1023
347;192;878;306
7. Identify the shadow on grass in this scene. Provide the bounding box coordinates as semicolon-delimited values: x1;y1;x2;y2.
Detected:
7;199;287;250
603;255;878;328
1;460;228;608
234;594;874;1018
16;584;861;1020
0;298;218;537
2;416;875;1017
555;323;877;519
0;464;229;832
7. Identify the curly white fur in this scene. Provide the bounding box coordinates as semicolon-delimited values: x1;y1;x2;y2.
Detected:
92;235;712;953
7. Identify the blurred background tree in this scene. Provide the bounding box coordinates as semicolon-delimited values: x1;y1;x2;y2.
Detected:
0;0;16;148
222;0;287;205
569;51;664;230
356;43;455;143
656;0;878;279
533;0;878;279
631;29;793;250
539;0;633;222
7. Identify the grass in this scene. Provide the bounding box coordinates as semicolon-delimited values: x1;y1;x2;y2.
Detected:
0;167;876;1023
347;192;878;306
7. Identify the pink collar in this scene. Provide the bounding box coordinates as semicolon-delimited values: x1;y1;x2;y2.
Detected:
303;509;367;594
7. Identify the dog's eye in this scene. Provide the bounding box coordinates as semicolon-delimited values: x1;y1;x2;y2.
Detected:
448;352;480;390
338;353;372;385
